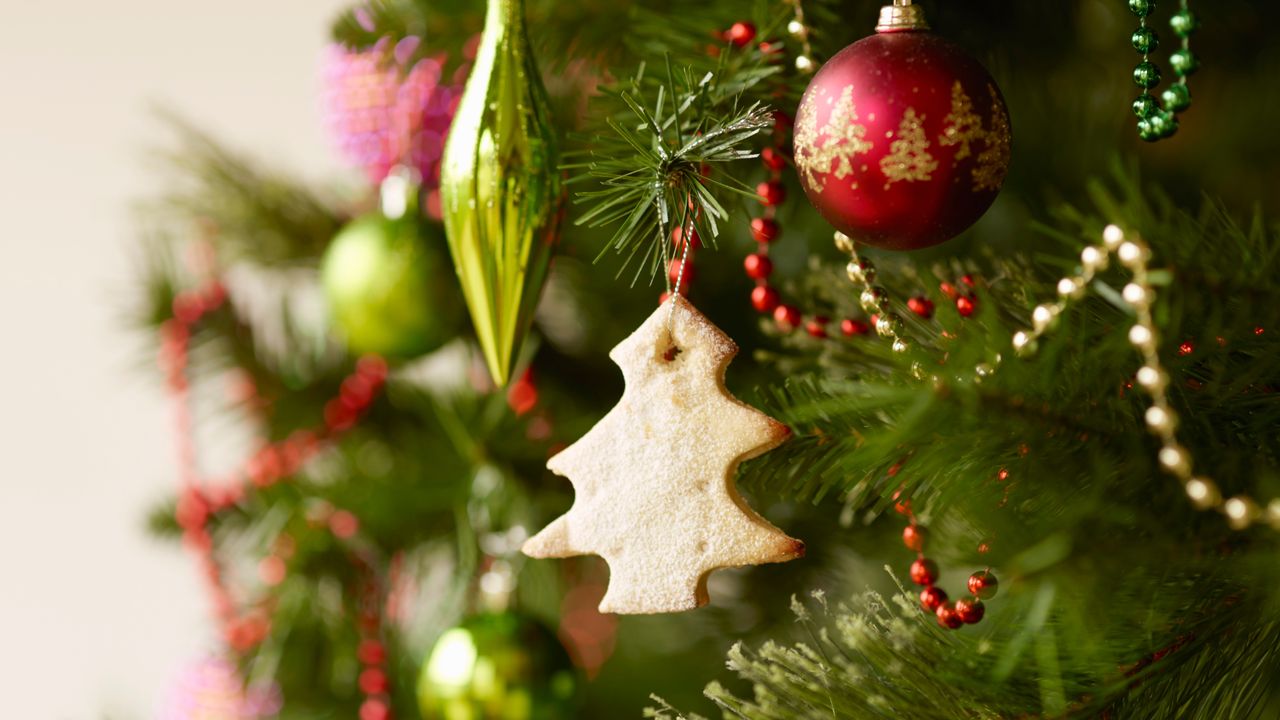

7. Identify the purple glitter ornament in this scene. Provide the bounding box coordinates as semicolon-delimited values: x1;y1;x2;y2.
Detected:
322;39;463;193
157;656;282;720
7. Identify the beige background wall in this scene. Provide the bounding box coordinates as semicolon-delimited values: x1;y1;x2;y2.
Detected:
1;2;351;716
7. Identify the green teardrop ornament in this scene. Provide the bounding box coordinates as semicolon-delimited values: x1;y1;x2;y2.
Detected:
441;0;562;386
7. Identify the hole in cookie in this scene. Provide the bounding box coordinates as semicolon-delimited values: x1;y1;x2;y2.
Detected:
657;328;682;363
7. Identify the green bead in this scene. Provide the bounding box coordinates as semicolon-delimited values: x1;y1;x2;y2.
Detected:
1131;27;1159;54
1169;10;1200;37
1137;117;1161;142
1150;110;1179;138
1128;0;1155;17
1132;94;1159;118
1161;83;1192;112
1170;49;1199;76
1132;61;1161;89
417;612;579;720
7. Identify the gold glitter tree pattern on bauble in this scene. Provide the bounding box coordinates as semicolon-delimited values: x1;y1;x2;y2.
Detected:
939;82;984;160
794;85;873;192
973;85;1012;192
880;108;937;185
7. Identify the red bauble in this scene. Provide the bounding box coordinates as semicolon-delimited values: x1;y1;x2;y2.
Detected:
902;524;927;551
805;317;828;338
751;286;780;313
955;596;985;624
919;585;948;612
751;217;781;243
793;21;1011;250
909;557;938;586
968;570;999;599
774;304;802;328
936;601;964;629
907;296;935;319
757;180;787;206
840;318;870;336
743;253;773;280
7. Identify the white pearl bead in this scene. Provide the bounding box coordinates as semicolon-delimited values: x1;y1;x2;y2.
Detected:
1118;241;1147;267
1102;224;1125;249
1122;282;1149;307
1128;324;1154;349
1144;405;1173;431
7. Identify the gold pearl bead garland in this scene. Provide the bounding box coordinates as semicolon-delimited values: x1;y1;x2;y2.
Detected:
786;0;816;75
1012;224;1278;531
833;226;1279;531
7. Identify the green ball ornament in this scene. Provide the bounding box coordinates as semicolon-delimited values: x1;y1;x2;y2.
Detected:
1137;117;1160;143
1128;0;1155;18
1161;83;1192;113
321;212;460;358
417;612;579;720
1170;49;1200;76
1149;110;1179;139
1169;10;1200;37
1132;61;1161;89
1132;94;1159;119
1130;27;1159;54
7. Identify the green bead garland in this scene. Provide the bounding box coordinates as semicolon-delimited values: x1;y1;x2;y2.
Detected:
1127;0;1198;142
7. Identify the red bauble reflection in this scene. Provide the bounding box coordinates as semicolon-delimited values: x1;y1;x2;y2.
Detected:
794;30;1011;250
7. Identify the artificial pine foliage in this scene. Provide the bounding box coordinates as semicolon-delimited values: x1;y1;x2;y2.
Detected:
135;0;1280;717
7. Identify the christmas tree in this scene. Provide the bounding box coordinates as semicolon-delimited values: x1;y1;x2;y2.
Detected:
136;0;1280;718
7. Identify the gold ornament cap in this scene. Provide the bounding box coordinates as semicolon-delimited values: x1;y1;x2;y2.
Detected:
876;0;929;32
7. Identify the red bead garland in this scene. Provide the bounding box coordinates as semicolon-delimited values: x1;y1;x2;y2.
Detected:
895;481;999;631
160;270;392;696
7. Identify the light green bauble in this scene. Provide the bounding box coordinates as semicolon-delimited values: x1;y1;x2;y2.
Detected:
321;212;460;358
417;612;578;720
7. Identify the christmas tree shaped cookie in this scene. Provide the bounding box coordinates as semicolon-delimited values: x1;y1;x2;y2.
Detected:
523;296;804;614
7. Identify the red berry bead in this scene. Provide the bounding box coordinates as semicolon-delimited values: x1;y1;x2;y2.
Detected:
936;601;964;629
672;225;701;251
961;274;977;288
919;585;948;612
359;698;392;720
909;558;938;586
955;295;976;317
757;40;783;56
756;180;786;206
743;253;773;280
359;667;390;694
726;21;757;47
760;147;787;171
840;318;870;336
968;570;999;599
751;217;780;243
329;509;360;539
955;596;986;624
358;639;386;665
907;296;935;319
902;524;927;551
805;316;828;338
773;304;801;329
939;282;960;299
750;285;780;313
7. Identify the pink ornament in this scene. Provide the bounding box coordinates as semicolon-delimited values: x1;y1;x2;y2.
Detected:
158;656;281;720
322;40;464;191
